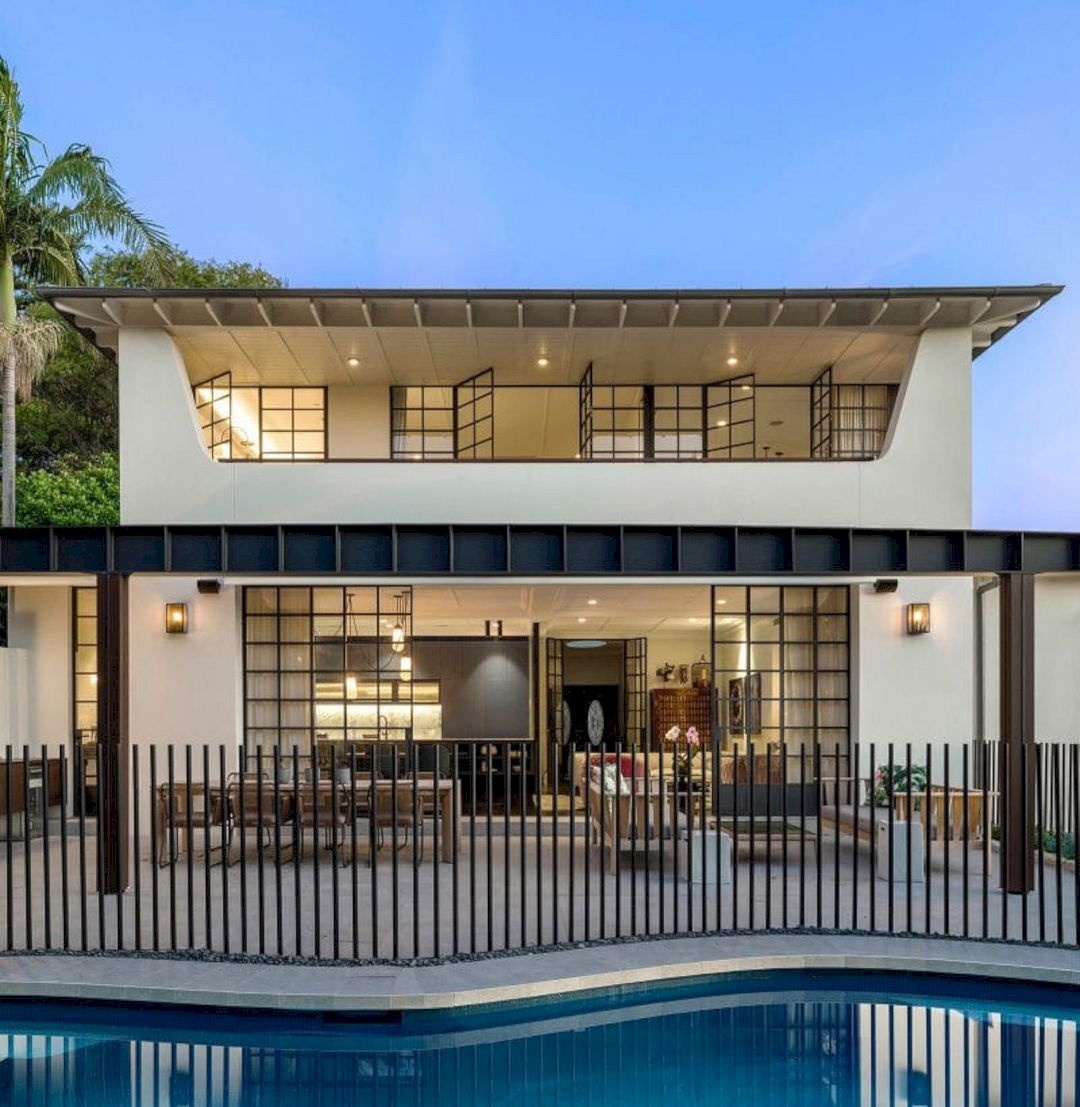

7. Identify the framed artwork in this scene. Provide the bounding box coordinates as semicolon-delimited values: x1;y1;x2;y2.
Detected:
727;677;745;733
727;673;763;735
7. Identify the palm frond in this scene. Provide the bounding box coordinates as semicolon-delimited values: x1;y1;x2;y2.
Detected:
0;314;65;400
29;144;177;280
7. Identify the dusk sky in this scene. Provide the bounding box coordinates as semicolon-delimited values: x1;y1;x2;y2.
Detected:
4;1;1079;529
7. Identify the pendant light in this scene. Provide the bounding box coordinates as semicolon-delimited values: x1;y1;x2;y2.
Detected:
391;592;407;654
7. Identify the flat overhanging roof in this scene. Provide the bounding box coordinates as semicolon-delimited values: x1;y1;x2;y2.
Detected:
37;284;1063;385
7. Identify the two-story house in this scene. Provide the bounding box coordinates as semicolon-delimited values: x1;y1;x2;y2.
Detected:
0;285;1071;867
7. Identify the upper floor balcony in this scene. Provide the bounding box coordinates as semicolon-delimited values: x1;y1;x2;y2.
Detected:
43;286;1060;530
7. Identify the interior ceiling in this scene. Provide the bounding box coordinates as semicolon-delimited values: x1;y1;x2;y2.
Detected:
412;583;723;637
44;287;1059;389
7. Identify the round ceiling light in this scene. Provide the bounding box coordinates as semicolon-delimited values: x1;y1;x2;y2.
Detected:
566;639;609;649
726;356;739;367
537;356;549;368
346;357;360;368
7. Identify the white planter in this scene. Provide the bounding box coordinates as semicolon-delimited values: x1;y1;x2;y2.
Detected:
675;828;733;885
875;817;925;884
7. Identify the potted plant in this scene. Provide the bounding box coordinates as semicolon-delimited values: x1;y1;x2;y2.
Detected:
872;763;927;807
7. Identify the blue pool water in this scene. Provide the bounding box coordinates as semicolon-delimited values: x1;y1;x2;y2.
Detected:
0;970;1077;1105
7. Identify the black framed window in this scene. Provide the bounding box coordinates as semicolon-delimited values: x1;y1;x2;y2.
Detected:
193;376;326;461
390;386;455;459
653;386;705;458
243;586;422;760
711;584;849;754
811;366;895;459
72;586;97;742
706;375;756;458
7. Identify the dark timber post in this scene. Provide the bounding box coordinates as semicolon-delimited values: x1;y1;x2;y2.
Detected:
96;573;130;893
998;572;1035;894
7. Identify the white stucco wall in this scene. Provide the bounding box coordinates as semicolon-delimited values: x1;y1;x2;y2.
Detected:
0;649;30;745
127;577;243;749
7;586;72;755
853;576;976;752
118;327;973;528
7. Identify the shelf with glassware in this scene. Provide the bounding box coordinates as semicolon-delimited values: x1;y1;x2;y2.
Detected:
314;678;442;745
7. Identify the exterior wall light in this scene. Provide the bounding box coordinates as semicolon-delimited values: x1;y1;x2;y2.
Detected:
906;603;931;636
165;603;189;635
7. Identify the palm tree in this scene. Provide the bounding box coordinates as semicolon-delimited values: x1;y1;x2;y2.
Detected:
0;55;176;524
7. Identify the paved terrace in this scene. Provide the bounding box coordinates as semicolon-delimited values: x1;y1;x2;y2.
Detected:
0;821;1075;960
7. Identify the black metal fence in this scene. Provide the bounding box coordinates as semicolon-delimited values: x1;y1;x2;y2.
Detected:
0;740;1077;961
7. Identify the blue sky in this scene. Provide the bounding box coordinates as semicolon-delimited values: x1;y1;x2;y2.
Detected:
4;1;1079;528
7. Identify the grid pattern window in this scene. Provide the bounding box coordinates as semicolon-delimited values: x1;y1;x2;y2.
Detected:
244;586;416;763
811;368;895;460
711;585;849;755
455;369;494;458
653;386;705;458
587;386;646;458
624;637;648;745
390;387;455;459
706;376;755;458
72;586;97;742
193;377;326;461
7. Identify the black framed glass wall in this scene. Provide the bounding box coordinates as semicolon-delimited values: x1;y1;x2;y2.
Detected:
390;386;455;458
243;586;420;763
193;374;326;460
711;585;849;753
71;586;97;813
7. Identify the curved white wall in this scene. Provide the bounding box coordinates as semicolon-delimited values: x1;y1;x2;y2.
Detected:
119;327;972;528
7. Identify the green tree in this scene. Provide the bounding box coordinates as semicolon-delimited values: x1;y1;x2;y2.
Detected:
0;54;176;524
88;248;285;291
15;453;119;527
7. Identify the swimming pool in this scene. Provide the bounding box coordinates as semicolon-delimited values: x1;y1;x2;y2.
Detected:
0;970;1076;1104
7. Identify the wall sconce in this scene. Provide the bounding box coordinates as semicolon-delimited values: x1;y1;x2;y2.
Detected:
165;603;189;635
906;603;931;636
485;619;503;638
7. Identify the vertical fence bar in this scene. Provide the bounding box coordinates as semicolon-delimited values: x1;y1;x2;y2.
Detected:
1053;744;1063;945
850;742;859;931
599;745;606;939
331;748;340;961
291;746;300;959
258;748;267;957
699;737;707;933
905;743;913;934
1036;743;1046;944
238;744;248;954
982;740;990;939
61;746;71;951
1000;745;1010;942
501;742;509;951
185;745;194;950
552;742;560;945
22;746;33;950
221;744;230;957
747;744;755;932
149;746;157;952
412;744;421;959
519;741;527;948
781;744;789;931
41;747;52;950
370;742;380;961
730;742;739;932
962;744;970;939
922;742;931;936
815;742;823;930
468;747;476;954
944;744;952;936
348;746;358;959
97;741;108;951
799;743;806;929
629;750;637;937
1020;742;1029;943
658;739;666;933
765;745;773;930
202;745;211;952
868;742;876;933
452;744;460;955
832;742;840;929
1073;745;1079;948
275;747;284;958
4;746;11;951
568;741;576;944
714;742;722;932
486;744;494;952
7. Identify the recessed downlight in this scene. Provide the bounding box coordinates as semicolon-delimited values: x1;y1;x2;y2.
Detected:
346;357;360;368
577;617;586;624
726;356;739;367
587;598;598;605
537;356;549;368
717;419;728;427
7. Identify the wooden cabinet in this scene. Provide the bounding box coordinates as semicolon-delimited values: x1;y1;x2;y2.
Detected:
650;687;712;748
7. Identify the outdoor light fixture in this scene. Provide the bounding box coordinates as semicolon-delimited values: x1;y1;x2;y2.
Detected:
726;356;739;367
536;356;549;368
906;603;931;635
346;357;360;368
485;619;503;638
165;603;189;635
